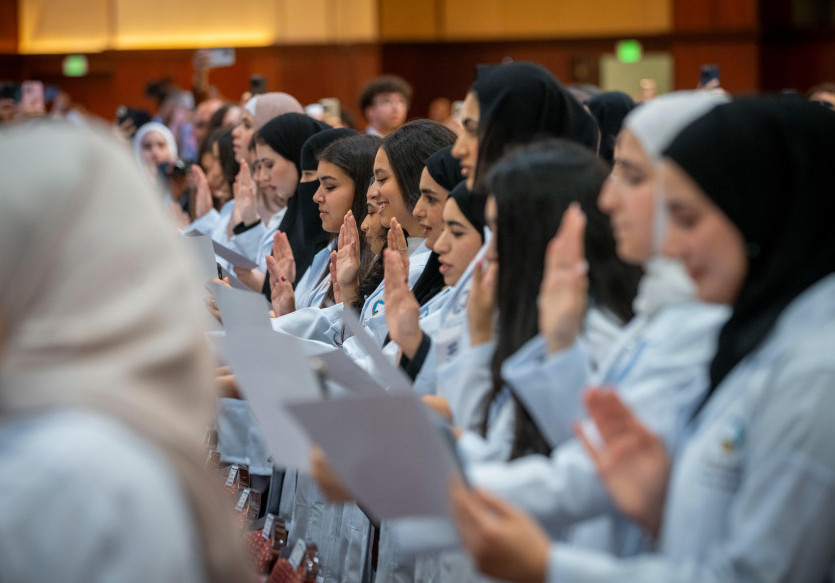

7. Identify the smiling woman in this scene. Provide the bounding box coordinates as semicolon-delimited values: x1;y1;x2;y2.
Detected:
370;119;457;238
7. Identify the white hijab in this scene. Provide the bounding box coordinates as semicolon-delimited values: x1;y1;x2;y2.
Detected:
0;122;246;582
623;91;729;315
132;120;178;175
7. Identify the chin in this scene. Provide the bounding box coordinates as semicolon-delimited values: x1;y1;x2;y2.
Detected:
617;243;649;266
694;282;732;305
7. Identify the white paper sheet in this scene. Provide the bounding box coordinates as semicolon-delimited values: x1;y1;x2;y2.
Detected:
210;281;271;332
287;391;462;519
210;238;259;269
223;329;322;471
314;349;386;396
341;308;412;393
182;234;219;282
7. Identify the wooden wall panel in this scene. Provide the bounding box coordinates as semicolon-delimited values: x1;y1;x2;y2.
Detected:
441;0;504;39
0;0;19;53
715;0;758;29
444;0;671;40
673;0;758;32
113;0;278;49
19;0;110;53
760;32;835;93
17;0;379;53
379;0;439;41
333;0;378;42
279;0;330;43
3;44;381;121
670;37;760;93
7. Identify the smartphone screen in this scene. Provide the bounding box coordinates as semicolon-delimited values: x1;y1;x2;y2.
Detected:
699;65;720;88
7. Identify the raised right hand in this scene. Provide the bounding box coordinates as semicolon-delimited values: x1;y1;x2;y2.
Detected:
192;164;214;220
384;248;422;358
538;203;589;355
271;230;296;284
575;388;670;537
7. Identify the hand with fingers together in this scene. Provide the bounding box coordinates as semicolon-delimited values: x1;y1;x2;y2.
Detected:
384;248;422;358
575;387;670;536
449;479;550;583
271;231;296;285
192;164;214;220
467;259;498;346
233;159;259;227
387;217;410;275
335;211;362;304
328;251;342;304
227;203;242;240
539;203;590;355
266;255;296;316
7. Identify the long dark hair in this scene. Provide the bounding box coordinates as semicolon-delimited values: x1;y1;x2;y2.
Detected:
316;134;382;305
484;139;641;459
380;120;457;218
216;127;239;196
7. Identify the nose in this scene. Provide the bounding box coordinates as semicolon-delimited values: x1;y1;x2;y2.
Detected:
662;222;682;259
434;231;450;253
313;185;325;204
598;174;617;214
413;198;426;219
485;236;498;263
451;134;466;160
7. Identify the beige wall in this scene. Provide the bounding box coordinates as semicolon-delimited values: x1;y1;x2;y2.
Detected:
381;0;672;40
18;0;377;53
18;0;671;54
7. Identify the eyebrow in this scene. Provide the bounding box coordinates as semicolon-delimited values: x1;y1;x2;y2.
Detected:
614;158;645;174
374;168;388;178
444;219;467;229
420;187;438;195
666;200;690;214
319;175;338;181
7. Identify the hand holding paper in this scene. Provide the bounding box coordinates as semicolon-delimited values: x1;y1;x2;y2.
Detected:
288;391;462;519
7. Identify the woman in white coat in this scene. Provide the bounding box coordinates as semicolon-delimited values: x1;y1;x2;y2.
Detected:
463;92;731;561
451;99;835;583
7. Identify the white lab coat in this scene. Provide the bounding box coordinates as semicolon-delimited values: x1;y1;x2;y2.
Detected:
547;273;835;582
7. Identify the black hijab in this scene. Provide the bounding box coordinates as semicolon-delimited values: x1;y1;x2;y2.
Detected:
300;128;359;172
411;148;466;307
586;91;636;165
471;61;600;194
256;113;331;288
665;99;835;413
449;180;486;241
424;145;463;192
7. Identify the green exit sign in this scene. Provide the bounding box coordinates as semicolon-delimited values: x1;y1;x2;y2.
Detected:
63;55;88;77
616;40;642;64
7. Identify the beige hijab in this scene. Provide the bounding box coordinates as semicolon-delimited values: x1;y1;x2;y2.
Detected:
245;92;304;129
0;122;248;582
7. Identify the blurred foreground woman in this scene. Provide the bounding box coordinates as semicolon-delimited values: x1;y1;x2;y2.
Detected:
0;123;247;582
